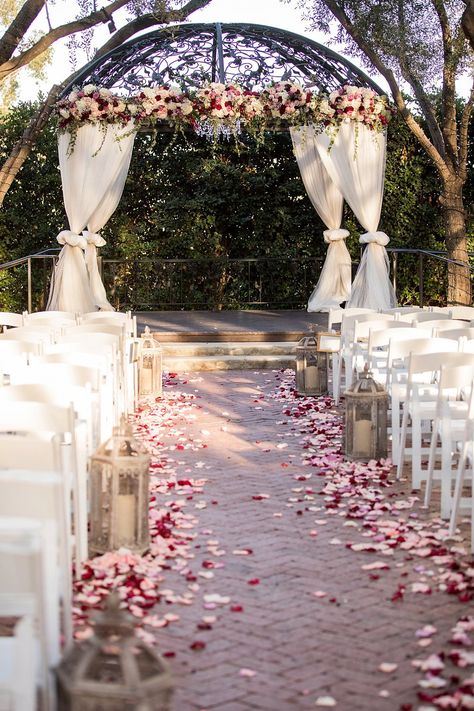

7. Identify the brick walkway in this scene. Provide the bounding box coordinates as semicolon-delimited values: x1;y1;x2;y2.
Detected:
133;370;474;711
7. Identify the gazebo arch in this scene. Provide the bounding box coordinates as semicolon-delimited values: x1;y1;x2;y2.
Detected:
50;22;395;315
62;22;382;96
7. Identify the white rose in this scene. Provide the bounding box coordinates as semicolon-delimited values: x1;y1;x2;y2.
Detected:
68;91;78;103
82;84;96;95
181;101;194;115
59;108;70;118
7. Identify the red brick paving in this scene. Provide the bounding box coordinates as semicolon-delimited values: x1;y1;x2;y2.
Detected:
138;370;473;711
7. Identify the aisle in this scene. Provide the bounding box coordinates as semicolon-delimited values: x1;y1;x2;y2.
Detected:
74;369;474;711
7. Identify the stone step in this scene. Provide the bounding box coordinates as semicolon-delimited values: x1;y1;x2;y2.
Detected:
161;341;297;357
162;353;295;372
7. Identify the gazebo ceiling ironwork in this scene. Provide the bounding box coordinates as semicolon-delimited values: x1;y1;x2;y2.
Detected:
62;22;382;96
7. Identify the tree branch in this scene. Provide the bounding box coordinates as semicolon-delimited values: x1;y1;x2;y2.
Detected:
459;82;474;180
323;0;449;177
0;0;131;82
94;0;212;60
395;0;445;157
462;0;474;49
431;0;458;168
0;0;46;65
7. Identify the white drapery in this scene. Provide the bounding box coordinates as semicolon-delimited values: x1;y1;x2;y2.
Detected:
315;122;396;310
47;123;136;313
290;125;351;312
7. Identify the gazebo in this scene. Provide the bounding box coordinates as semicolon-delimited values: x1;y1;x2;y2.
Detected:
48;22;395;315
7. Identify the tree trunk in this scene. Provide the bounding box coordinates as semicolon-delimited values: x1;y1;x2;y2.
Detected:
440;177;471;306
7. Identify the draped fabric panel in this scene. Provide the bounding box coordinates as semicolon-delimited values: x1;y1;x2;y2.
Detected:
290;126;351;312
314;122;396;310
47;123;136;313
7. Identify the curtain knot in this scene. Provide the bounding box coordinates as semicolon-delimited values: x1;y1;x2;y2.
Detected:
82;230;106;247
57;230;87;249
360;231;389;246
323;228;350;244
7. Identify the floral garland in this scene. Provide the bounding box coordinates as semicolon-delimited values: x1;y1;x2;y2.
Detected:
55;81;395;145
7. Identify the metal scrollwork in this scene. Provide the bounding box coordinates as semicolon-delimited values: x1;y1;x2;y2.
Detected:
61;22;381;97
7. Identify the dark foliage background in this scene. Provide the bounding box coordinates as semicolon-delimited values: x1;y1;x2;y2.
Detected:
0;102;472;311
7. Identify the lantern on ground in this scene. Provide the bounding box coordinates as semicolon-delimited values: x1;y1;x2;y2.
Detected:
295;329;336;396
56;593;173;711
138;326;162;397
345;364;388;461
89;417;150;555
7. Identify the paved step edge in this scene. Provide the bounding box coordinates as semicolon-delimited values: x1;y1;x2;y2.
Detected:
162;341;297;357
162;354;295;372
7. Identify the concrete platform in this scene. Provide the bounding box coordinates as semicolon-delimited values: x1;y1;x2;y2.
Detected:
135;309;328;342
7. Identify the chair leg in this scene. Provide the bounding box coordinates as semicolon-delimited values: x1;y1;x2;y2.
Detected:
411;413;423;489
424;417;439;508
449;444;468;536
332;353;341;405
397;403;409;480
440;418;453;520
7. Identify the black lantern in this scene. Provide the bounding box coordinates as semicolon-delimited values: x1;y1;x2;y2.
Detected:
345;364;388;460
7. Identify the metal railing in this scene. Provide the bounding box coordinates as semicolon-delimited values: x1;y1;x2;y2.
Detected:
1;247;474;312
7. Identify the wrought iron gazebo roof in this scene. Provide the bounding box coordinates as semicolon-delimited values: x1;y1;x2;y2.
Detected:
62;22;382;96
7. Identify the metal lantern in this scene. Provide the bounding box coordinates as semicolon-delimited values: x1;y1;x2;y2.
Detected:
56;593;173;711
295;329;333;396
89;417;150;555
345;364;388;461
138;326;162;398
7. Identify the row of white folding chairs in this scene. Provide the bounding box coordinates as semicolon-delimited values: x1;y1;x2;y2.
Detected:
0;322;137;417
0;388;112;706
381;344;474;549
0;309;137;336
0;514;63;711
331;316;472;404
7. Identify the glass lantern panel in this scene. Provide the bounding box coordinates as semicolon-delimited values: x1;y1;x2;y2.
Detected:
90;461;113;550
116;468;139;543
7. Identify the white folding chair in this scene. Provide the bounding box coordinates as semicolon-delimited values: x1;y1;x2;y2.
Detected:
443;306;474;321
381;306;423;316
333;312;394;403
397;310;452;323
0;326;53;347
0;470;73;648
0;401;87;575
388;337;459;463
397;351;474;489
80;310;137;337
0;517;61;710
0;613;36;711
421;319;466;333
424;364;474;518
449;382;474;551
0;312;23;331
0;340;35;377
23;310;77;322
39;347;117;440
7;366;101;454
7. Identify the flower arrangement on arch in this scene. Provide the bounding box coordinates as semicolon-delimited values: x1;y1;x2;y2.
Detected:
260;81;318;125
56;84;133;131
129;85;194;126
323;85;395;132
54;80;395;148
